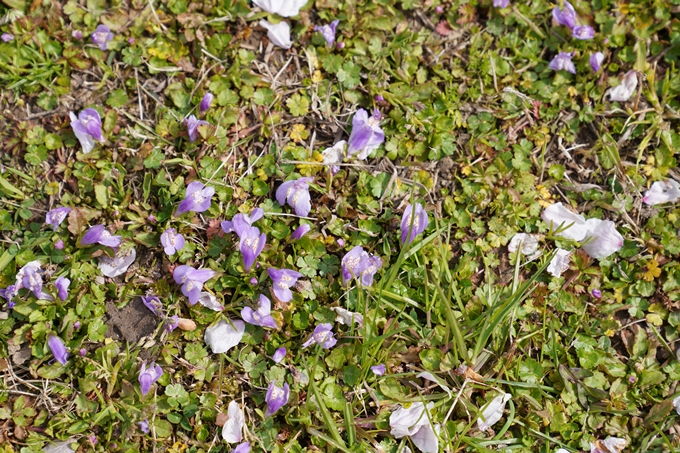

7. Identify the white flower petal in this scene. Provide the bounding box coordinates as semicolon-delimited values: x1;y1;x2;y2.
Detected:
389;402;434;438
332;307;363;326
98;248;136;278
198;292;224;311
643;180;680;205
259;20;293;49
609;71;637;102
601;437;627;453
70;112;96;154
541;203;589;241
204;319;245;354
508;233;540;256
581;219;624;259
322;140;346;165
673;394;680;415
222;401;245;443
547;249;571;277
253;0;306;16
477;393;511;431
15;260;42;288
409;423;440;453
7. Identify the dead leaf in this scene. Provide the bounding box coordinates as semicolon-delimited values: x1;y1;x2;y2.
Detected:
67;208;88;236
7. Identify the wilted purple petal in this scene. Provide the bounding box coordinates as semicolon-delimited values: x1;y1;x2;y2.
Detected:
0;285;17;304
493;0;509;7
165;315;180;332
1;33;14;42
98;248;136;277
592;289;602;298
22;266;43;298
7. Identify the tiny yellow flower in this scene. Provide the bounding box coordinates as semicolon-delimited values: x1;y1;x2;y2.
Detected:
290;124;309;143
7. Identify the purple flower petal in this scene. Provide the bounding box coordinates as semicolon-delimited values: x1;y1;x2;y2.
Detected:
176;182;214;215
548;52;576;74
572;25;594;40
141;295;163;316
400;203;429;245
265;381;290;416
161;228;185;255
552;1;577;29
46;207;71;231
91;24;113;50
371;364;386;375
291;224;311;240
302;323;337;349
347;108;385;160
138;361;163;397
314;20;339;47
272;347;287;363
55;276;70;301
199;93;213;113
185;115;210;142
48;335;69;365
590;52;604;72
267;268;302;302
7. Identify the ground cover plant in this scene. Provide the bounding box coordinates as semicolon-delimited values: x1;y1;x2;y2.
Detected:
1;0;680;452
